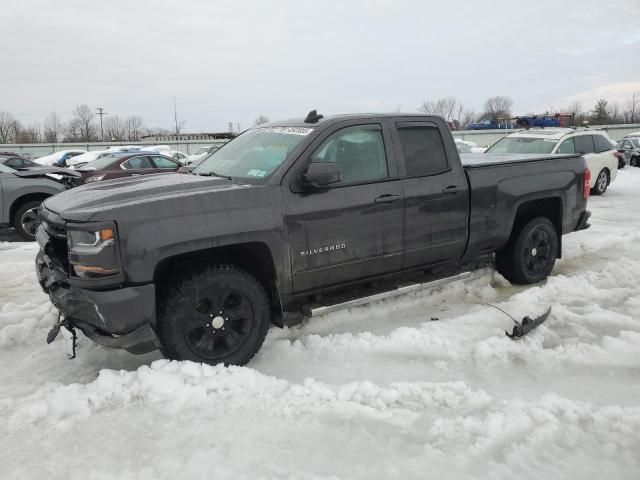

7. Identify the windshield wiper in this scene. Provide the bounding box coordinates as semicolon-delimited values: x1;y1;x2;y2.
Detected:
195;171;232;181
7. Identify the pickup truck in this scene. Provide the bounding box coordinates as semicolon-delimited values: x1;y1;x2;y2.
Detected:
35;112;591;366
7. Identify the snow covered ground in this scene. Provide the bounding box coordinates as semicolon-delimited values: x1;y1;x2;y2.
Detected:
1;170;640;480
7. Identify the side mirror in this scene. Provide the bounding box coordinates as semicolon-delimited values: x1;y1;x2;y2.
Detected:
301;162;342;189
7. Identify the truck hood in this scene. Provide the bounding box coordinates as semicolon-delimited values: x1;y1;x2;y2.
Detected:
43;173;251;222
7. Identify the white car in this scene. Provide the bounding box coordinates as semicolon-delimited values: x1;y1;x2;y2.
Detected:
183;145;221;165
486;128;618;195
65;150;112;168
455;138;487;153
34;149;87;166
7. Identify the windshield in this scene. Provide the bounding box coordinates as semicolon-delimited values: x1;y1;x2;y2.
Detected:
0;163;16;173
192;126;313;180
487;136;558;154
632;139;640;148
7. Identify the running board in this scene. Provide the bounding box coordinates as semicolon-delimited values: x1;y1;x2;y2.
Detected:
302;271;471;318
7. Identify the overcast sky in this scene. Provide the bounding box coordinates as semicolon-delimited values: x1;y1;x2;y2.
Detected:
1;0;639;132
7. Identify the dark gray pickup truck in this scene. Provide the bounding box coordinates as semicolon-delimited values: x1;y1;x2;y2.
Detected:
36;112;591;365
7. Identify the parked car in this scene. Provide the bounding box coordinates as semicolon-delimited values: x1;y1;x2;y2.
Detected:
73;152;182;184
455;139;487;153
183;145;221;165
0;155;41;169
65;150;112;168
486;128;618;195
167;150;189;162
35;150;87;167
0;163;79;240
617;138;640;167
36;112;590;366
466;119;513;130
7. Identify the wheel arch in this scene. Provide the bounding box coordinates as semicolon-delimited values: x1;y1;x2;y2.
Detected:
153;241;284;327
507;196;563;258
9;192;51;225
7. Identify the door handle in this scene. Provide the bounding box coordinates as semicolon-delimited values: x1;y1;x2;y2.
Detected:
375;194;401;204
442;185;464;194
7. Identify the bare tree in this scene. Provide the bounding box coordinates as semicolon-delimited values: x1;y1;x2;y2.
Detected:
0;111;18;143
561;101;585;125
104;115;126;141
43;112;63;143
72;104;97;141
16;122;41;143
63;118;83;142
418;97;466;122
483;96;513;122
124;115;145;141
254;115;270;125
460;109;478;128
623;92;640;124
607;102;623;124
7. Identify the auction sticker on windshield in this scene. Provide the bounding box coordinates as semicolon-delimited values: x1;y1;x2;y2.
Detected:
257;127;313;136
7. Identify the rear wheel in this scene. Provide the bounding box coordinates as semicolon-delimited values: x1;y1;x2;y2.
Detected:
496;217;558;285
13;200;42;241
631;156;639;167
157;265;271;366
590;169;609;196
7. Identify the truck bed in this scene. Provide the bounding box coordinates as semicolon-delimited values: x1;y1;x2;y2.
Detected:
461;153;582;169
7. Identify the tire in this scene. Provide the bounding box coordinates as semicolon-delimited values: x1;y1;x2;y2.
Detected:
632;156;639;167
495;217;559;285
13;200;42;241
157;265;271;366
590;169;609;196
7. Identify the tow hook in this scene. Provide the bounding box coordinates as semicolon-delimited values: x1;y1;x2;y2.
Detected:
486;303;552;339
46;313;78;359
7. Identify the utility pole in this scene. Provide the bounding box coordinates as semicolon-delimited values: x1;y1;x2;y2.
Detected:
96;107;107;141
173;96;179;135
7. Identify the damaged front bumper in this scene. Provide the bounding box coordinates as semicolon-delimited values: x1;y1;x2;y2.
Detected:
36;248;160;355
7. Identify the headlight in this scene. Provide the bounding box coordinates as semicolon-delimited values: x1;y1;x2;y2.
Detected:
85;175;105;183
67;223;121;278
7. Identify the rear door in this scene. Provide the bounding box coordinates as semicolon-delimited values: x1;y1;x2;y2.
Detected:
391;121;469;268
283;121;404;293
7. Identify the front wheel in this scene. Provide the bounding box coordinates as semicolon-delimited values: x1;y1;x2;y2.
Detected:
631;157;639;167
13;200;43;241
590;169;609;196
495;217;559;285
157;265;271;366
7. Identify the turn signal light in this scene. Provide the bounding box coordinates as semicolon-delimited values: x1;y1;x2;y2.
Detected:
99;228;115;241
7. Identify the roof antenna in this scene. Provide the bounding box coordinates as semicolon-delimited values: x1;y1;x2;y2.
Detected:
304;109;323;124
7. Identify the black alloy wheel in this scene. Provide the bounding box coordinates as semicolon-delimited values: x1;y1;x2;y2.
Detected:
158;265;271;366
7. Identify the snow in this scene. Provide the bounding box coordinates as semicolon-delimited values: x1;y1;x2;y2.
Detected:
2;170;640;479
34;150;87;166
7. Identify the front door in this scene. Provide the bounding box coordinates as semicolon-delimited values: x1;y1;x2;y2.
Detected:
391;121;469;268
283;122;404;293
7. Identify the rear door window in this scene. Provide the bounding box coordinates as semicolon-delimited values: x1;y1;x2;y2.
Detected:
396;125;449;176
594;134;613;153
123;156;154;169
556;138;575;154
574;135;595;155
